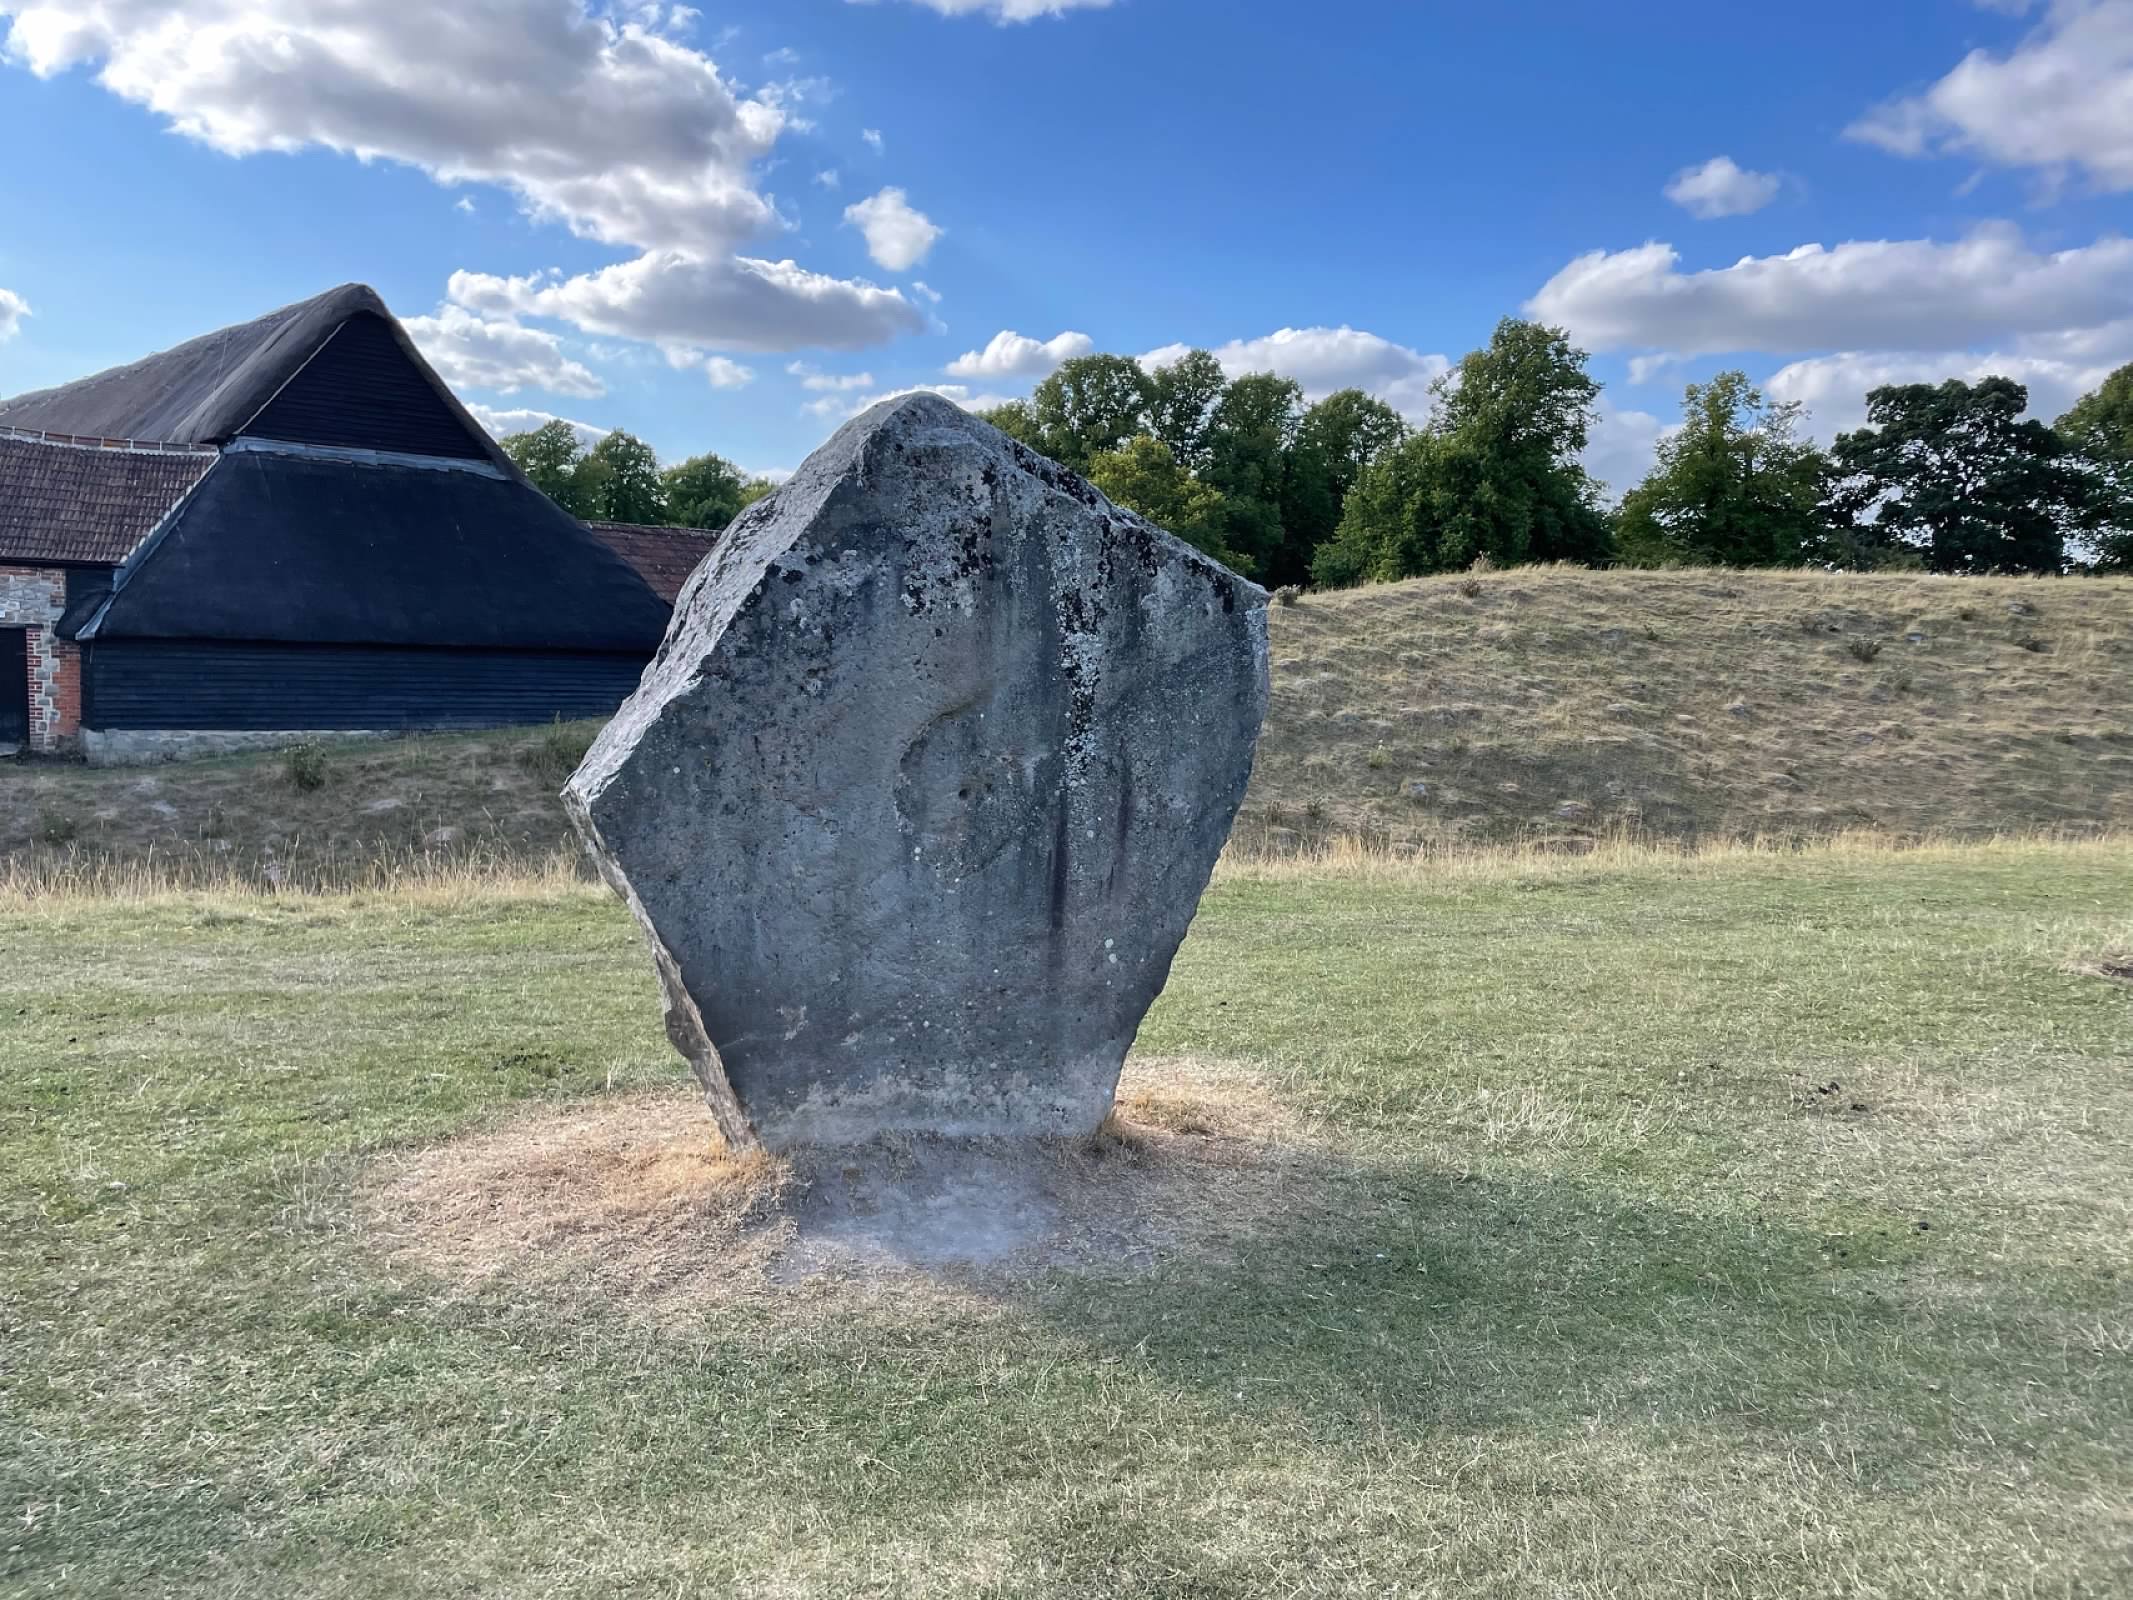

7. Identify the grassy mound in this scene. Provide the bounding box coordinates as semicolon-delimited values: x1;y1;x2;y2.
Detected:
1246;565;2133;850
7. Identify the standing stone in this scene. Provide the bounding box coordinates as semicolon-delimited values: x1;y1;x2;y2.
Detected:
565;393;1268;1150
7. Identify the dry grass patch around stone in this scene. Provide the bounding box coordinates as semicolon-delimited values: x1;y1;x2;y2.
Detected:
361;1055;1326;1315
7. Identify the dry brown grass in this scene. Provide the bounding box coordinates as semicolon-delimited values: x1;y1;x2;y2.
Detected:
10;569;2129;887
360;1056;1322;1317
0;721;603;882
1249;565;2133;849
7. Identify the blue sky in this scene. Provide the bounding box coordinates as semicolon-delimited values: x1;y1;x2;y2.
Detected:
1;0;2130;492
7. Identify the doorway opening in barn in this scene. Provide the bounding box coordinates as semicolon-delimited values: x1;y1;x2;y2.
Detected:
0;628;27;749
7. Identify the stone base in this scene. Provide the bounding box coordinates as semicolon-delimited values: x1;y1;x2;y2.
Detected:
81;728;399;767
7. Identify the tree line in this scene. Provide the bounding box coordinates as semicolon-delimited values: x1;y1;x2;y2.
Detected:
499;330;2133;579
498;418;779;531
982;323;2133;581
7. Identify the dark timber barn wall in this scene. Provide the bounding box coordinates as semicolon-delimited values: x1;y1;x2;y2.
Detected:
82;642;647;731
237;314;494;461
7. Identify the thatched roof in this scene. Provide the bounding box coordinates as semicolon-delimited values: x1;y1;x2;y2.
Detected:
0;283;509;469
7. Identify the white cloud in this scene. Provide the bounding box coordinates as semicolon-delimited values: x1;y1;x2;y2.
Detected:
1583;402;1671;501
1763;340;2131;438
465;404;609;446
402;304;605;397
0;287;26;341
1663;155;1781;219
1525;225;2133;355
809;382;1017;423
843;187;941;271
454;196;477;215
1626;352;1688;386
1;2;785;257
448;253;928;353
814;168;840;188
1140;326;1452;420
851;0;1115;19
910;280;942;305
2;3;936;360
1848;0;2133;192
945;329;1093;380
861;127;885;152
701;355;754;388
787;361;878;392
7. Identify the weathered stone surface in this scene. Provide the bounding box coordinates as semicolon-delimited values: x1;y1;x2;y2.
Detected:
565;393;1269;1150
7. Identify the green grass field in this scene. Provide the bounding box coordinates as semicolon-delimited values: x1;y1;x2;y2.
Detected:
4;839;2130;1596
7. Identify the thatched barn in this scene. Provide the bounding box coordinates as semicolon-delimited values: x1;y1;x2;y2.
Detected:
0;285;695;762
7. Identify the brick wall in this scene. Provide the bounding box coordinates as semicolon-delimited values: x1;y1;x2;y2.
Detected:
0;564;78;752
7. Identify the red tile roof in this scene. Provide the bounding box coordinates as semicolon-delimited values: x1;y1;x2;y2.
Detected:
588;520;716;604
0;429;218;566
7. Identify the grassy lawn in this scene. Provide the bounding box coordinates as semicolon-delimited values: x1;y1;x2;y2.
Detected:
3;840;2130;1596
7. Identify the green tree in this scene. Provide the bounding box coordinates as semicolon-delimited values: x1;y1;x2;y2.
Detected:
1309;429;1445;586
1087;435;1244;569
1281;389;1408;583
1202;373;1304;578
661;451;748;531
2058;362;2133;571
974;399;1044;453
581;430;669;525
501;420;593;516
1313;319;1610;583
1146;349;1228;474
1026;354;1155;472
1828;378;2083;574
1297;388;1407;490
1614;371;1829;567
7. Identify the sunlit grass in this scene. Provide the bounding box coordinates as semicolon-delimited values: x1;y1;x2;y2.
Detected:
4;837;2129;1594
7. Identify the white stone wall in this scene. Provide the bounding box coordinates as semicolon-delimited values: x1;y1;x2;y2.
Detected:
0;564;71;752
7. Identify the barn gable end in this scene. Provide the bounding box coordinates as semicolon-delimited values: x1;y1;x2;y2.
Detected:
238;313;492;461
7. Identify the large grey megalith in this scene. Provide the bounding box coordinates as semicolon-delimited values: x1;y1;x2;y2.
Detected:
565;393;1269;1151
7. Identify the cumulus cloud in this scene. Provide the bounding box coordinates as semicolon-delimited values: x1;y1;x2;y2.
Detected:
1140;326;1452;420
701;355;754;388
1663;155;1781;219
1583;402;1672;501
1;2;936;359
0;287;26;341
403;304;604;398
448;253;928;353
1525;225;2133;355
1763;340;2132;438
0;1;783;256
852;0;1115;18
1626;352;1689;386
945;329;1093;380
861;128;885;152
1847;0;2133;192
787;361;878;392
843;187;942;272
465;404;609;446
808;382;1017;423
